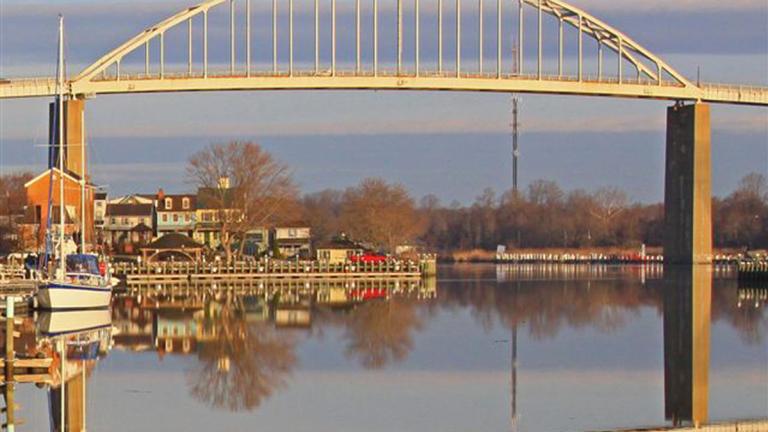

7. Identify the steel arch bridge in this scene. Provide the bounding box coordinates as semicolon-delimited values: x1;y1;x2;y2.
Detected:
1;0;766;105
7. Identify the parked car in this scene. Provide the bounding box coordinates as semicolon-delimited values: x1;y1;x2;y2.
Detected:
349;252;388;264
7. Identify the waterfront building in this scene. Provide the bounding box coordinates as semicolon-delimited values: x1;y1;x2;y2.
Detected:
155;189;197;237
93;191;108;244
243;227;270;256
21;167;95;249
316;236;365;264
103;203;155;254
272;222;312;259
193;186;238;250
194;200;222;249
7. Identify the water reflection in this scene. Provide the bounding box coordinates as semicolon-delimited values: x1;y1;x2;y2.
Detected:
6;267;767;430
662;265;711;427
110;278;436;412
187;309;297;412
0;310;113;431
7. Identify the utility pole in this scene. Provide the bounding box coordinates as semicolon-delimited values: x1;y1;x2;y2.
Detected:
511;38;522;247
511;39;520;193
512;98;519;192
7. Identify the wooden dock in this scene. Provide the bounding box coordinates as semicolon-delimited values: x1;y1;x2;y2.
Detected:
113;259;436;284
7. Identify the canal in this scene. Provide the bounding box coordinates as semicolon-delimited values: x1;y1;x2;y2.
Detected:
13;264;768;431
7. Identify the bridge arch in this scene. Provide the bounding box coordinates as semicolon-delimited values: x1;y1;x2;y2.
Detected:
66;0;709;103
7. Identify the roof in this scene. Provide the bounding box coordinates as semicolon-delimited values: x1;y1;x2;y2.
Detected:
23;167;87;188
316;238;364;250
157;194;197;212
106;203;154;217
144;233;203;250
131;222;153;233
109;195;154;205
196;187;237;209
276;221;310;228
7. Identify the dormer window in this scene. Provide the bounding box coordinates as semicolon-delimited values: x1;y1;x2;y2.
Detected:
165;198;172;210
182;197;190;210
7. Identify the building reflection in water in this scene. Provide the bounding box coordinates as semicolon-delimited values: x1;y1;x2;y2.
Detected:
110;278;437;411
663;265;712;428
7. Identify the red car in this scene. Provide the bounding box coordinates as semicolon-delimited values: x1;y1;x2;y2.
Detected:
349;253;388;264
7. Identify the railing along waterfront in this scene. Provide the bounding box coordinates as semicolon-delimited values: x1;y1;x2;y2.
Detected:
495;253;745;264
0;265;25;282
113;258;436;283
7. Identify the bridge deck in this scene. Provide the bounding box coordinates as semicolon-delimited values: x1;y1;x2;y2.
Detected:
2;72;766;105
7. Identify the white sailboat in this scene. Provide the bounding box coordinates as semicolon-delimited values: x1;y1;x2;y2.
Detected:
36;16;113;310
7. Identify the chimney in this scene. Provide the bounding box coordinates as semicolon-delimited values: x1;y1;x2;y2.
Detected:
218;177;230;189
158;188;165;200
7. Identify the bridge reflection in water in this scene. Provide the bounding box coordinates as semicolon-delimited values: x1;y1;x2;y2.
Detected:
2;268;766;430
663;266;712;428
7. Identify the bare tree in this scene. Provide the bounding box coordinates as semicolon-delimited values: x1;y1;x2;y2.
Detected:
302;189;345;244
188;142;298;262
340;178;424;252
0;172;33;254
590;187;629;223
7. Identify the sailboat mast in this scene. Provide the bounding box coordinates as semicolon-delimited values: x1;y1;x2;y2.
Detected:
57;15;66;277
80;109;86;253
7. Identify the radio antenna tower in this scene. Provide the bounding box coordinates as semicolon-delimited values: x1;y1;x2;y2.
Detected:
511;39;521;193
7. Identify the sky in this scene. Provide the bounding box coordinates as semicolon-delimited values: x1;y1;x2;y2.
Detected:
0;0;766;204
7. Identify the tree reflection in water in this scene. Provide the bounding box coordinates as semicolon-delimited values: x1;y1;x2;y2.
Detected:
187;307;297;412
112;268;764;416
343;299;424;369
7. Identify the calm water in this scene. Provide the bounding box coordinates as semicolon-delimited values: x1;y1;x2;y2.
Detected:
13;264;768;431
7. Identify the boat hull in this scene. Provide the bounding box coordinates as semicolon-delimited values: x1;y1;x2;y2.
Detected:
37;282;112;310
37;309;112;336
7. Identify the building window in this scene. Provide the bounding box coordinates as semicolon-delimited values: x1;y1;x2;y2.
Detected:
288;228;297;238
165;198;172;210
185;214;191;222
110;218;116;224
122;218;129;224
203;213;212;222
173;214;179;222
162;214;168;222
182;197;190;210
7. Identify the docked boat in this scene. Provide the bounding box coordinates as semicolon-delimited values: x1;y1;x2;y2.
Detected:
37;255;113;309
35;17;113;311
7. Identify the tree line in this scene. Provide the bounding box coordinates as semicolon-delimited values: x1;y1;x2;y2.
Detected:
303;172;768;252
1;140;766;255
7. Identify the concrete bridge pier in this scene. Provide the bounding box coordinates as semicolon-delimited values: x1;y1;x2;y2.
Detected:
663;103;712;265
